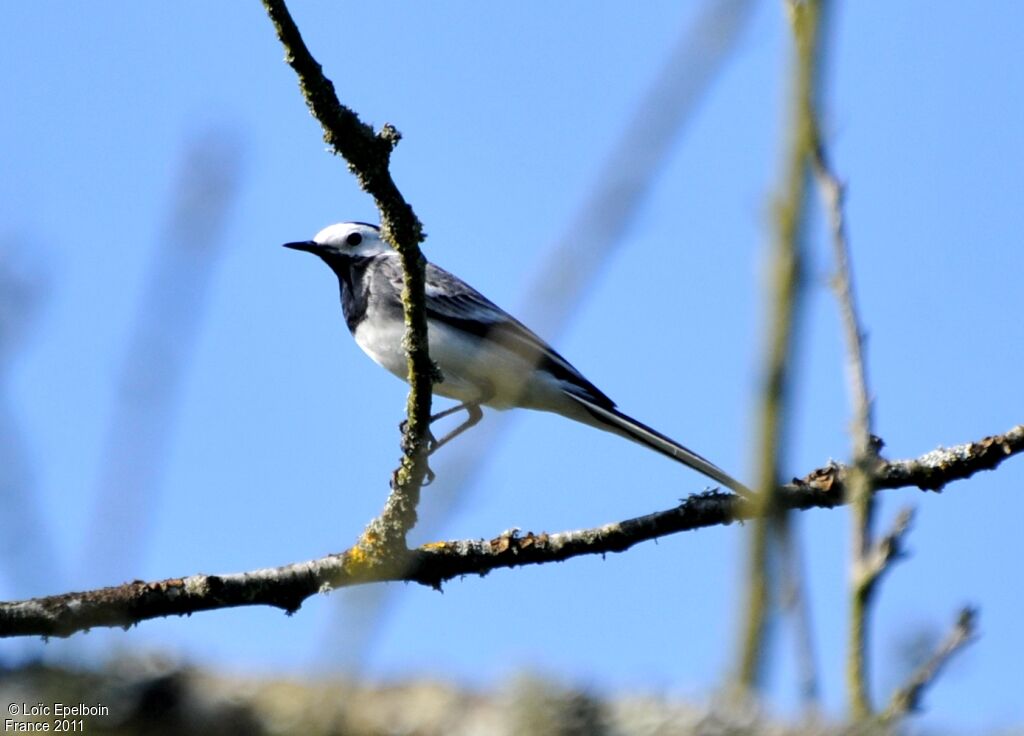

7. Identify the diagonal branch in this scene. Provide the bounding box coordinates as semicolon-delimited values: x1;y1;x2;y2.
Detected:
856;506;913;598
881;607;978;723
1;425;1019;639
262;0;434;551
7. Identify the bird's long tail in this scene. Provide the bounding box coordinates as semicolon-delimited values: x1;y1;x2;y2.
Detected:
568;395;753;497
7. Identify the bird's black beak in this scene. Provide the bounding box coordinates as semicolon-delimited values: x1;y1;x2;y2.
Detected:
283;240;318;253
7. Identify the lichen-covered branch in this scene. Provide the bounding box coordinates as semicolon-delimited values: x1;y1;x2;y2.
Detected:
261;0;433;550
1;425;1019;639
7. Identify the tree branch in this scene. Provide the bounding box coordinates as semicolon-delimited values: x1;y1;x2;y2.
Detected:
261;0;434;552
2;425;1019;639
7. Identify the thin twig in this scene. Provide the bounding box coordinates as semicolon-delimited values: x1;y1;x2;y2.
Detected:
880;607;978;723
859;506;913;595
261;0;434;552
736;0;825;690
1;425;1018;639
809;78;884;720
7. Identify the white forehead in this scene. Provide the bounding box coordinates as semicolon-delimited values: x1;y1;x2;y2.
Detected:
313;222;382;245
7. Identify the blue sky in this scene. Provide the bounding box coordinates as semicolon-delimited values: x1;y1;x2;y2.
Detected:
2;1;1022;730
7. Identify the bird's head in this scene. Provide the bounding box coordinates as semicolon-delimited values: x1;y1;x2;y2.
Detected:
283;222;390;261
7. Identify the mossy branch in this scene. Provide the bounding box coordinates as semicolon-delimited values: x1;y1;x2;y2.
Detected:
261;0;434;551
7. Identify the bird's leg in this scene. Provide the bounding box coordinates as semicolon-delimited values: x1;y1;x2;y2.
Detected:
417;401;484;485
427;402;484;455
398;401;473;440
429;402;474;424
426;382;494;455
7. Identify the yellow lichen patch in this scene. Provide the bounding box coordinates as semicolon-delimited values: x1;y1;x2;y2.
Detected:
419;541;450;551
355;530;381;550
341;545;374;574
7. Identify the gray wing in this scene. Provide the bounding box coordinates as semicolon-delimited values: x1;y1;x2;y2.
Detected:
383;256;615;409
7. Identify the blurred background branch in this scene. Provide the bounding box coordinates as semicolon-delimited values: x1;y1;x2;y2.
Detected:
735;0;827;693
82;130;243;586
881;607;978;724
0;239;60;602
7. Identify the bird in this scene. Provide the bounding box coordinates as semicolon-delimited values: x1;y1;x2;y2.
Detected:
284;221;751;496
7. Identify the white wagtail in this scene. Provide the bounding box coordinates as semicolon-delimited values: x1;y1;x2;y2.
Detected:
285;222;750;496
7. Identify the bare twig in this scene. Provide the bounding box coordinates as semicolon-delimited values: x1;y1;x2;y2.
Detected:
261;0;434;551
1;425;1018;639
808;66;885;719
881;607;978;723
736;0;825;690
858;506;913;595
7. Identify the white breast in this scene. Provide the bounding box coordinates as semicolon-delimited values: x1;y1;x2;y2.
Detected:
352;316;572;412
353;317;408;380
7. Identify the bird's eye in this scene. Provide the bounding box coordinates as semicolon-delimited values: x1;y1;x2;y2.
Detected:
346;232;363;246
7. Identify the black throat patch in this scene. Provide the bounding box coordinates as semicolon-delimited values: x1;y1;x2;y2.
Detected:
325;254;375;332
